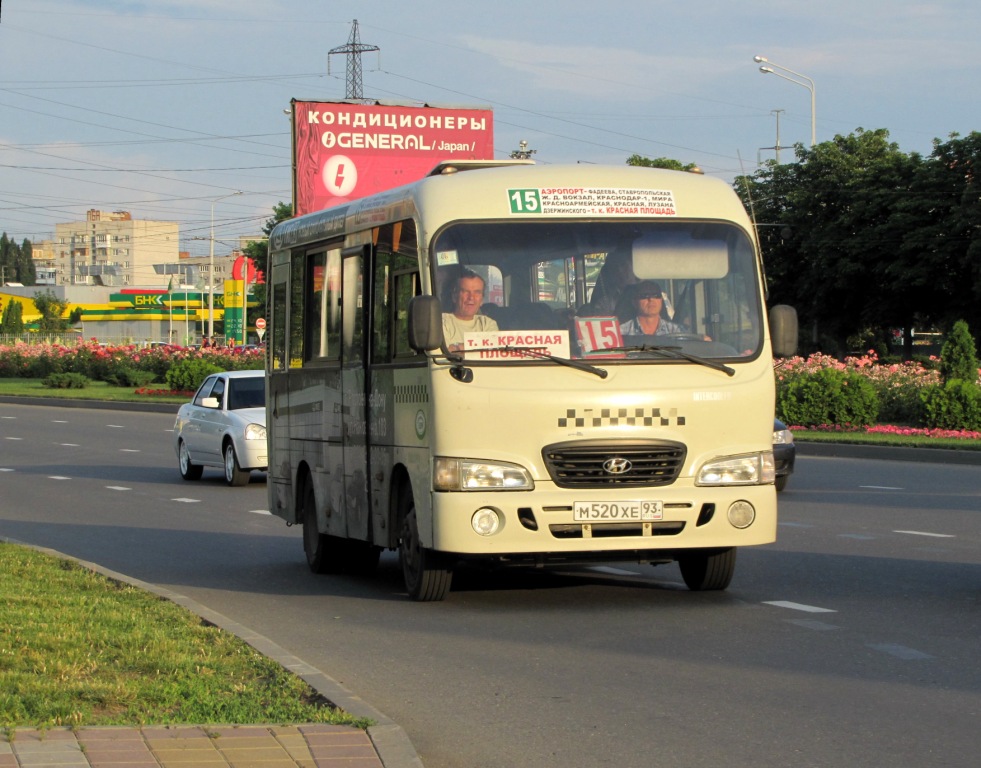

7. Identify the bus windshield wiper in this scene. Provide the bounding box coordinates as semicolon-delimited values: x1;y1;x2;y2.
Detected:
442;345;608;379
608;344;735;376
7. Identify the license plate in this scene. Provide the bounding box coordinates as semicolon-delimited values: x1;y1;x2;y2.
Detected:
573;500;663;522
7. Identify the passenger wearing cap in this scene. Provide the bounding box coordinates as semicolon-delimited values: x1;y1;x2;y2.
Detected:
618;281;691;336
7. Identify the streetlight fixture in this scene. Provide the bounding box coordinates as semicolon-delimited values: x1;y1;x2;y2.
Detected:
754;55;816;147
208;191;243;339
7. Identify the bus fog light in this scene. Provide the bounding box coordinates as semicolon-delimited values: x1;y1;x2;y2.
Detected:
727;501;755;529
471;507;503;536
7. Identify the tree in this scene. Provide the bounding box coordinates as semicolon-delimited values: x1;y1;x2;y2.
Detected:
32;290;74;332
939;320;978;384
737;129;925;356
0;298;25;333
243;201;292;331
18;239;36;286
626;154;701;172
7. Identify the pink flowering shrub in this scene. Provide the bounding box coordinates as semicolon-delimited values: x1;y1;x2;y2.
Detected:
777;349;981;431
0;341;265;385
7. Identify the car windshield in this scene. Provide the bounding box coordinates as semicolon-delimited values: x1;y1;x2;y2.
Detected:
227;377;265;410
432;220;763;363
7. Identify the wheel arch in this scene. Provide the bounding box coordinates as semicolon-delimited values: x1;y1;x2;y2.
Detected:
387;463;412;550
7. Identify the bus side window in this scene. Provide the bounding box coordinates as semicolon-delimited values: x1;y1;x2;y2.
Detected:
373;220;420;363
289;251;305;367
393;271;421;358
303;251;324;362
270;263;288;371
342;253;363;364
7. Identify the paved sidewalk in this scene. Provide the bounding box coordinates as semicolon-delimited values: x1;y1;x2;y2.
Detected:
0;725;383;768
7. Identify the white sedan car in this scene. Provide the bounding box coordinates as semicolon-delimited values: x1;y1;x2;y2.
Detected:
174;370;267;486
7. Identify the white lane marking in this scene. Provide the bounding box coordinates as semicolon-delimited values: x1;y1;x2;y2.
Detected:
106;486;131;491
763;600;837;613
172;498;201;503
1;416;16;420
249;509;272;515
107;424;125;429
778;522;814;528
0;468;13;472
787;619;840;631
860;485;903;490
894;530;955;538
4;437;23;440
59;443;80;447
838;533;876;540
868;643;933;660
49;476;71;480
120;449;140;453
52;420;68;423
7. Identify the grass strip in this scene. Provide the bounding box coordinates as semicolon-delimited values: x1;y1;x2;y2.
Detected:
0;543;369;730
0;378;189;404
792;429;981;450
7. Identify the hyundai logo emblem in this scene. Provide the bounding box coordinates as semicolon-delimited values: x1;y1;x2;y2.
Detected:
603;457;632;475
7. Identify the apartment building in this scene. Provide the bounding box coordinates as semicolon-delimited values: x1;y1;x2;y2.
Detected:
53;209;179;288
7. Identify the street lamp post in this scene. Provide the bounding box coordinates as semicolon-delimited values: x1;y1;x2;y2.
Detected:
754;55;816;147
208;191;243;340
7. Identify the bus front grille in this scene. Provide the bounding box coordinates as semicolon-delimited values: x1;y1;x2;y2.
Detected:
542;440;687;489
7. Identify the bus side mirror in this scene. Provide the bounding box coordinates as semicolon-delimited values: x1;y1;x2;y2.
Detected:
408;295;444;352
769;304;798;358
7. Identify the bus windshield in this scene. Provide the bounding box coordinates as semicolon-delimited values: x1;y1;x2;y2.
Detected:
432;220;763;362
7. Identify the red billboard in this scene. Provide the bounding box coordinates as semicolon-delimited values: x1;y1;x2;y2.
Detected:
291;100;494;215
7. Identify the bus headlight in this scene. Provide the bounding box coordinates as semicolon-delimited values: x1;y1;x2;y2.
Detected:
696;452;775;486
434;458;534;491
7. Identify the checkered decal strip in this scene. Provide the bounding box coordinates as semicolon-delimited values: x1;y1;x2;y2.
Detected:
395;384;429;404
558;408;685;428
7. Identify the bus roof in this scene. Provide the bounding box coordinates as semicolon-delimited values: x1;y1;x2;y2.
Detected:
269;164;752;252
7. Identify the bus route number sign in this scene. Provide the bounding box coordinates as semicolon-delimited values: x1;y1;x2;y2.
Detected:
509;189;541;214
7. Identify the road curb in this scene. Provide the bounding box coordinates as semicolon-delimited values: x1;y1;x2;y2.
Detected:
0;394;180;413
0;537;425;768
796;440;981;466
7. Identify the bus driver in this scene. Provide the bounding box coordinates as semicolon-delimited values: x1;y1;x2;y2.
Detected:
441;269;499;351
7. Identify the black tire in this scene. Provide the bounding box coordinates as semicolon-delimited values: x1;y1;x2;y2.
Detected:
224;443;250;487
678;547;736;591
178;439;203;481
398;489;453;601
775;475;788;492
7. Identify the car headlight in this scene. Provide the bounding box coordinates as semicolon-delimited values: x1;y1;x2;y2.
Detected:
433;458;534;491
773;428;794;445
244;423;266;440
696;452;775;486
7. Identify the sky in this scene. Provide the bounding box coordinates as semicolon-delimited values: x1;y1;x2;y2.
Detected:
1;0;979;262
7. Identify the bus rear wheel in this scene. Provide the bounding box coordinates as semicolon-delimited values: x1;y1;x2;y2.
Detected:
398;492;452;601
678;547;736;591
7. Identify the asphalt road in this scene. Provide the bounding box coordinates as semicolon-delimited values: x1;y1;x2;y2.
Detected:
1;403;979;768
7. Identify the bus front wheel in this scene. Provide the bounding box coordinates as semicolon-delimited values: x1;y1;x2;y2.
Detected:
398;492;452;601
677;547;736;591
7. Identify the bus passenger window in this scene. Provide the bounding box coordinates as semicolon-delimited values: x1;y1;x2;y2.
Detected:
304;251;325;362
342;254;363;364
270;266;288;371
393;271;420;357
289;252;305;367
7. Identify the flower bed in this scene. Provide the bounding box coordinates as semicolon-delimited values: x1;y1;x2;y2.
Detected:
0;340;264;385
776;350;981;432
